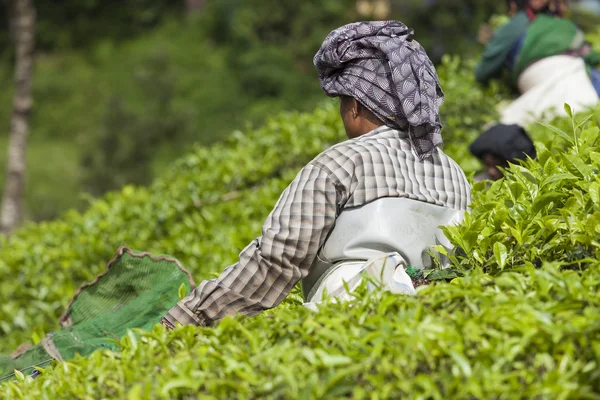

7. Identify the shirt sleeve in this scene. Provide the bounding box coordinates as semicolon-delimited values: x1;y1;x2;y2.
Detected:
163;163;342;327
475;14;529;84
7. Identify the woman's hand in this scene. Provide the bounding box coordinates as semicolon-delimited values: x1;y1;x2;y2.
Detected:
477;24;493;45
160;317;175;330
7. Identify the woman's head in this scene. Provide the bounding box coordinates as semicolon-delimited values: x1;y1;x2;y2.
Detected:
506;0;526;15
469;124;537;181
506;0;568;15
314;21;444;158
339;96;384;139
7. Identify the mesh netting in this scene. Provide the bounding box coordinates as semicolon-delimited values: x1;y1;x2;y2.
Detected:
0;346;52;379
0;247;194;380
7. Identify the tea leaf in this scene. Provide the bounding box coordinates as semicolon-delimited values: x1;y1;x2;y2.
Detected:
538;122;573;145
564;103;573;119
532;193;566;214
493;242;508;270
160;379;199;397
590;182;600;206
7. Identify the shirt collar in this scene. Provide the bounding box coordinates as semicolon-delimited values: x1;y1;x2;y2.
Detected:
356;125;408;141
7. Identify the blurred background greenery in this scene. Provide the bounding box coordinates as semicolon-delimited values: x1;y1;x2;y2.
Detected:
0;0;597;222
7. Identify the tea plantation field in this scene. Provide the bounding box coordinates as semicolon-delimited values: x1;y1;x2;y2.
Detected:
0;55;599;398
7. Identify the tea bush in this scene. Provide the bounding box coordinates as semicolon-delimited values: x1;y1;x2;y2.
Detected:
1;57;599;397
2;262;599;399
444;107;600;276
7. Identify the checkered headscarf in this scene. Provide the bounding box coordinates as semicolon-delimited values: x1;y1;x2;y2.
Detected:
314;21;444;159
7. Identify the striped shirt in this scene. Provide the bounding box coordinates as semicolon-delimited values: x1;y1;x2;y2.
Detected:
163;126;471;327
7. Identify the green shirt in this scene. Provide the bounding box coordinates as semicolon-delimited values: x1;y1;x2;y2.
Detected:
476;11;600;85
475;11;530;85
514;14;600;79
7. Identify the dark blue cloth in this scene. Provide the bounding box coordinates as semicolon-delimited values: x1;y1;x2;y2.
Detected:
506;34;526;71
590;68;600;97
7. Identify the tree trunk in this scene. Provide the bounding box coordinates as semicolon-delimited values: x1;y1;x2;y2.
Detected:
0;0;35;235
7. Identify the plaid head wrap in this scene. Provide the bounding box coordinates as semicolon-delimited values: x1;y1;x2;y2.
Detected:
314;21;444;159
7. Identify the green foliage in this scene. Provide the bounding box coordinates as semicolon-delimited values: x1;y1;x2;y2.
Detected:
444;108;600;275
0;17;330;219
0;0;180;52
0;137;82;221
200;0;357;97
570;5;600;33
392;0;505;60
0;94;599;397
2;264;599;398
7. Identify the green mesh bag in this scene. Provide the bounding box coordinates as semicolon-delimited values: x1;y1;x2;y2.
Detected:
0;247;194;380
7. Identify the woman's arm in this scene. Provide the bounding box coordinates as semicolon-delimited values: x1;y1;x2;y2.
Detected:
475;12;530;84
163;164;341;327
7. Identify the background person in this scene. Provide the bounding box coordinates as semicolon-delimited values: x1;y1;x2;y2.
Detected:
476;0;600;126
469;124;537;181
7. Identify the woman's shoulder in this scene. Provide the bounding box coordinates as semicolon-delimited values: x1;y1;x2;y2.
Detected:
530;13;579;30
490;11;530;40
310;128;461;175
309;138;369;172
